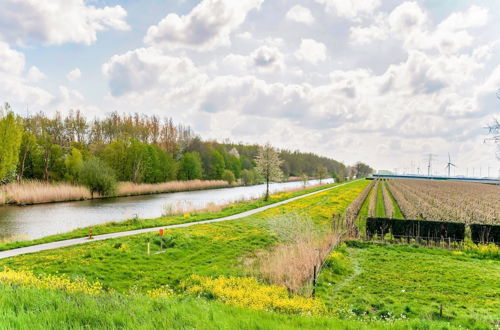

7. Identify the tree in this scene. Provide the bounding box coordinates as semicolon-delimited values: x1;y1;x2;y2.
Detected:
17;131;36;181
222;169;235;184
301;173;308;188
178;152;203;180
0;105;23;182
354;162;374;178
255;144;282;201
207;149;225;179
316;166;327;183
64;147;83;182
80;158;117;198
241;169;255;186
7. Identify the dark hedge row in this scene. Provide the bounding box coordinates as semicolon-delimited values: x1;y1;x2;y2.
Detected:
470;224;500;244
366;218;465;242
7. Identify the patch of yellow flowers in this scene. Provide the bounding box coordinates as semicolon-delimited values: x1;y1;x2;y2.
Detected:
0;267;102;295
182;275;325;315
462;242;500;257
147;285;175;298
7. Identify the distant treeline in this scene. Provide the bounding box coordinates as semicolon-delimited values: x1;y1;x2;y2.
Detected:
0;105;373;185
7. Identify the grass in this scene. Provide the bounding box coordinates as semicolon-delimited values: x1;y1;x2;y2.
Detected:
0;179;230;206
0;180;369;293
316;242;500;328
1;181;90;205
384;181;404;219
375;183;385;218
0;181;341;252
0;284;461;330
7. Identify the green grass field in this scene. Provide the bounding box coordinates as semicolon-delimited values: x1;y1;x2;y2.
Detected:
316;242;500;329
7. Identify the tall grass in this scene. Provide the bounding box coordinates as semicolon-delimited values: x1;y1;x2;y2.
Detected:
117;180;229;196
0;180;229;206
249;214;341;294
1;181;90;205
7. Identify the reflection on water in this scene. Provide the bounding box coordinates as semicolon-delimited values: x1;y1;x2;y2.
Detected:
0;179;332;240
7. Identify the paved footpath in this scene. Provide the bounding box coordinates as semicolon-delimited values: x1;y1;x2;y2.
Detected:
0;181;355;260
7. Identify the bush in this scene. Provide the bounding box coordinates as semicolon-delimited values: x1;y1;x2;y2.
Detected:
79;158;117;198
221;170;235;185
241;169;255;186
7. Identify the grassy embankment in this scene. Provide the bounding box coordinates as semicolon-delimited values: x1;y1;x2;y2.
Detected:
0;180;230;206
0;180;368;292
316;242;500;329
0;181;339;251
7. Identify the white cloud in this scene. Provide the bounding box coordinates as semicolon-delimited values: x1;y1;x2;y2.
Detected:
67;68;82;82
0;0;129;46
286;5;314;25
102;47;205;97
27;66;45;82
144;0;263;50
295;39;327;65
314;0;380;20
438;5;489;31
0;41;53;106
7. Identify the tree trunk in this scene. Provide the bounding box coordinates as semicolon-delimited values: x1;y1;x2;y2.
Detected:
265;176;270;201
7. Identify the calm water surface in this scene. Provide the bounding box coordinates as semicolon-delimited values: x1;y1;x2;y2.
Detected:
0;179;332;240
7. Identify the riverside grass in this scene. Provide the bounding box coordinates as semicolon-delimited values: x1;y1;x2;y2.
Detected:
0;181;339;251
316;242;500;329
0;179;229;205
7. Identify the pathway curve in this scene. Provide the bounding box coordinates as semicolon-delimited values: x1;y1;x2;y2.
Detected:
0;181;356;260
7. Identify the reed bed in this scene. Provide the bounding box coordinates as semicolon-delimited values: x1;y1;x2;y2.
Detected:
1;181;90;205
117;180;229;196
248;214;341;294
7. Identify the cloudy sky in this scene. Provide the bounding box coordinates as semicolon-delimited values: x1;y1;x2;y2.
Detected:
1;0;499;175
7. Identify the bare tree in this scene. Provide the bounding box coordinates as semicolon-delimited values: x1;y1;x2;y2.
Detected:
255;143;283;201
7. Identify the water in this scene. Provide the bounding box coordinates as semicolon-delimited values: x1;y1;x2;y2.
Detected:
0;179;333;240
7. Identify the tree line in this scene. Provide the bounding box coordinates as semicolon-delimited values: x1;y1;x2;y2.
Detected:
0;104;373;192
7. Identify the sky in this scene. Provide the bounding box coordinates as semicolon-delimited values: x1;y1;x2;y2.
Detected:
0;0;499;176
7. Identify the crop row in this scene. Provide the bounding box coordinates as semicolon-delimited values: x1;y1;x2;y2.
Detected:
387;179;500;225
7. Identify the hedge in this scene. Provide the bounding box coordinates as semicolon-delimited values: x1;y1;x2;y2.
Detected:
366;218;465;242
470;224;500;244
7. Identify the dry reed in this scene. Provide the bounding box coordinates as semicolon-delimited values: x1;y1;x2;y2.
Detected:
1;181;90;205
248;214;341;293
118;180;228;196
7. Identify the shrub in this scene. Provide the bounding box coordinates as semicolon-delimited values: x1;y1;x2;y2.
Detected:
79;158;117;198
221;169;235;185
241;169;255;186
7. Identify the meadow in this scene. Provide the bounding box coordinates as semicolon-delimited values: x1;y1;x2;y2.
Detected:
316;242;500;328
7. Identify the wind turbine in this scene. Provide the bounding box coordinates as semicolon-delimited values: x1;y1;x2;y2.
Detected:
445;153;457;177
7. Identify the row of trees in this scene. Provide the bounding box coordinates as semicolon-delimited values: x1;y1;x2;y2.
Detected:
0;105;373;194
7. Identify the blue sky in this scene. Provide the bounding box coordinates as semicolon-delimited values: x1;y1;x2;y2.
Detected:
1;0;499;175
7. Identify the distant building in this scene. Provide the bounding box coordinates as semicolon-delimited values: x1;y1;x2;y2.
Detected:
228;147;240;158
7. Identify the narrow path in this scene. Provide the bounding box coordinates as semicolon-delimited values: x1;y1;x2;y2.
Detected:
0;181;357;260
331;248;362;295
